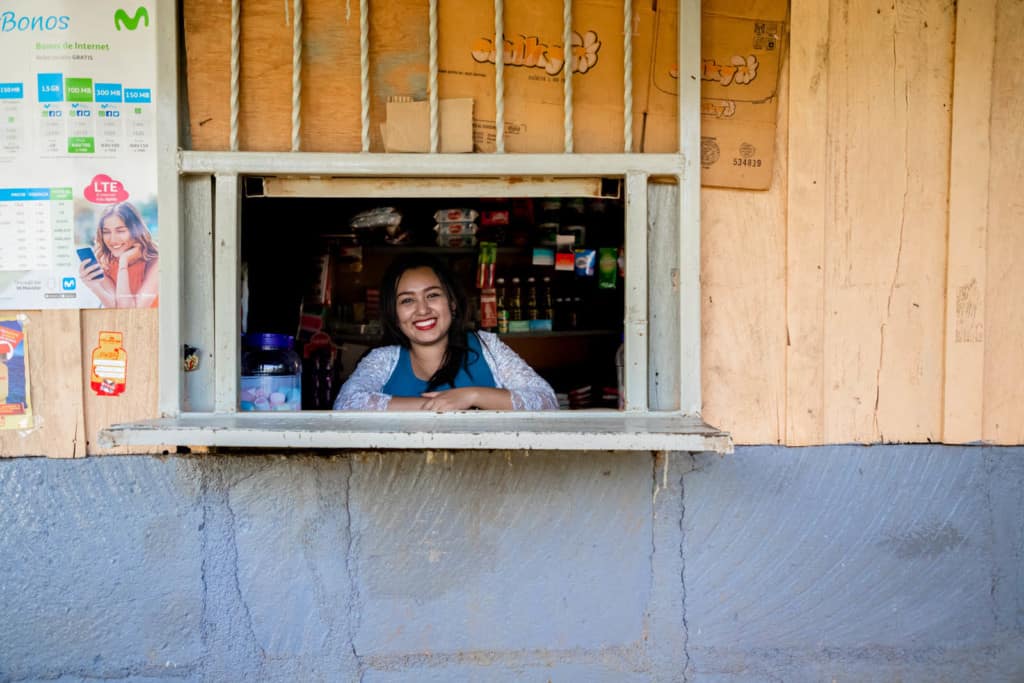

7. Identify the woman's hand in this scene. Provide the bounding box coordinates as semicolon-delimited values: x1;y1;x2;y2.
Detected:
78;258;104;285
77;259;115;306
419;387;479;412
117;246;139;269
420;387;513;411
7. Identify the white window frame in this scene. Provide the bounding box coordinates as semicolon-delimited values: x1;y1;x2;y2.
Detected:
100;0;731;453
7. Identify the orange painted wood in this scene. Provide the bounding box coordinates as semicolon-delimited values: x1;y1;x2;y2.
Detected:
784;0;828;445
981;0;1024;444
701;61;788;445
943;0;997;443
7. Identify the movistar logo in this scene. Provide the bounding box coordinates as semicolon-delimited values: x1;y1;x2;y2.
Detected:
114;7;149;31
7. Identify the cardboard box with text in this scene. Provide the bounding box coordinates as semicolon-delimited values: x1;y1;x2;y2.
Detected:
642;0;788;189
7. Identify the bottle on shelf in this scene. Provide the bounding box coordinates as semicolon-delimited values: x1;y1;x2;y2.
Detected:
496;276;509;334
508;276;531;333
510;276;523;321
526;276;539;321
569;295;582;330
540;276;554;330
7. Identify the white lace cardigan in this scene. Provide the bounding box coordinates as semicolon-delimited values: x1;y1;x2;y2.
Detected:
333;331;559;411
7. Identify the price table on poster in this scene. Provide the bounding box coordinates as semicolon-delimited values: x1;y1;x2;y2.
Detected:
0;187;74;271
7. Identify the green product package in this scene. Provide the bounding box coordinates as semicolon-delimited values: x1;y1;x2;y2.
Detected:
598;247;618;289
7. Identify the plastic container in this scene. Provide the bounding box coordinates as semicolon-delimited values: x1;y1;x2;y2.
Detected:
239;333;302;411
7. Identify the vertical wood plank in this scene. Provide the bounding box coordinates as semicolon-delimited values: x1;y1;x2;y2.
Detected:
303;0;363;152
701;60;788;445
0;311;85;458
822;0;950;443
648;183;680;412
822;0;886;442
182;0;231;149
871;0;952;442
214;174;241;413
785;0;828;445
157;0;182;416
943;0;997;443
82;309;162;455
677;0;702;415
182;176;216;412
982;0;1024;444
624;171;649;411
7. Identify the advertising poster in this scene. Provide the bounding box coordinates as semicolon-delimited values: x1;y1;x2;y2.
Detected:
0;2;159;309
0;315;32;430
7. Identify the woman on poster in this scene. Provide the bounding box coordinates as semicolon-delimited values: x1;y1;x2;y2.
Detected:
78;202;159;308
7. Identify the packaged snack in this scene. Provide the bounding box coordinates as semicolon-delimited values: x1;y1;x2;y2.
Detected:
480;209;510;226
532;247;555;266
598;247;618;288
434;221;479;236
555;234;575;271
574;249;597;277
349;206;402;229
434;208;479;223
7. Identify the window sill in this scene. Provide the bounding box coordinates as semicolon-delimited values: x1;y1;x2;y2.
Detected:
99;411;732;453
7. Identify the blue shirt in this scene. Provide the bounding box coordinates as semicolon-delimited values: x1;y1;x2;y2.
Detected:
382;332;497;397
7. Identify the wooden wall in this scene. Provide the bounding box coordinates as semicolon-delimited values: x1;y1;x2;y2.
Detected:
702;0;1024;445
3;0;1021;456
0;310;159;457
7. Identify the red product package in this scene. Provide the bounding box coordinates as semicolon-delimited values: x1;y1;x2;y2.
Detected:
480;209;510;226
480;288;497;329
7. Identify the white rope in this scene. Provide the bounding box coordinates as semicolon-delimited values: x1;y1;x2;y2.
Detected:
291;0;303;151
623;0;633;152
562;0;573;153
360;0;370;152
229;0;240;151
494;0;505;153
429;0;439;153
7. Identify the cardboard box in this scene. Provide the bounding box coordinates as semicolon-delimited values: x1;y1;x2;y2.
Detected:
183;0;653;154
641;0;788;189
436;0;652;152
383;98;474;153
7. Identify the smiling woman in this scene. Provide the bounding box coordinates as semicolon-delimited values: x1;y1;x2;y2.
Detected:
78;201;159;308
334;253;558;412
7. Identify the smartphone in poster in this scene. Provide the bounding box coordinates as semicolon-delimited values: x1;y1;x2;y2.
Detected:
0;1;159;309
0;317;32;431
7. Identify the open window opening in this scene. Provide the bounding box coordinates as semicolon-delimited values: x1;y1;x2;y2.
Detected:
240;178;628;412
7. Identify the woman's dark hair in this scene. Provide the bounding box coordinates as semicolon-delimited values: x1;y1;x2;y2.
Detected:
379;252;478;391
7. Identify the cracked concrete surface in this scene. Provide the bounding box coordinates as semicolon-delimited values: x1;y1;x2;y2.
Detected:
0;446;1022;682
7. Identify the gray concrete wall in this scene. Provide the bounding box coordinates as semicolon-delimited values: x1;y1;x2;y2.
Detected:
1;445;1021;682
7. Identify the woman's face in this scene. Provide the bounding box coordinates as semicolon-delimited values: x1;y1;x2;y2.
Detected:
394;266;453;347
100;213;136;258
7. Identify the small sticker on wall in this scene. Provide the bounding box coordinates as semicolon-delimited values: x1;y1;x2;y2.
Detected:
0;315;33;431
91;330;127;396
